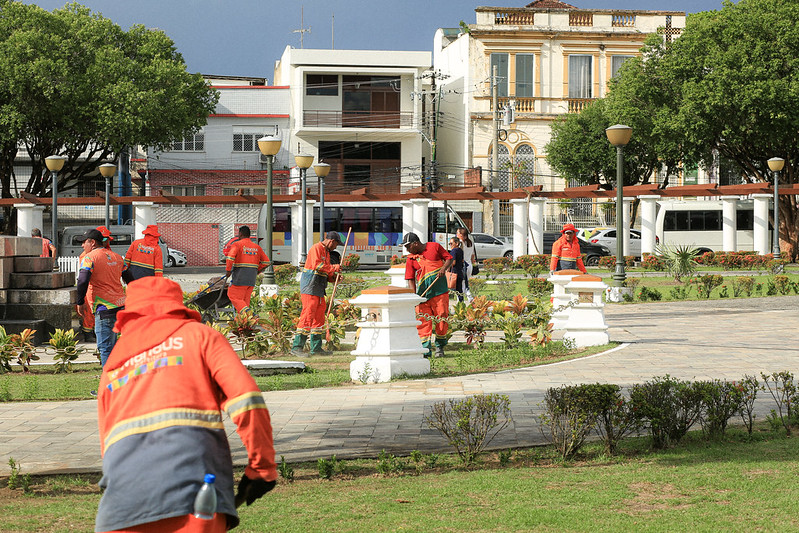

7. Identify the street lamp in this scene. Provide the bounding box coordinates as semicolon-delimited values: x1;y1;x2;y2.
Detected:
294;153;314;266
99;163;116;230
605;124;632;287
313;162;331;240
45;155;66;260
257;135;282;284
767;157;785;259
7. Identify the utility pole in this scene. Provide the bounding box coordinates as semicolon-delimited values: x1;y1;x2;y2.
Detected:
487;65;500;235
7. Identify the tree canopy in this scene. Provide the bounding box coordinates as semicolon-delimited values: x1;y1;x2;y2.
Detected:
0;0;218;203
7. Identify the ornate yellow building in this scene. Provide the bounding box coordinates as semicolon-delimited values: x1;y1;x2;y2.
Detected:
434;0;685;232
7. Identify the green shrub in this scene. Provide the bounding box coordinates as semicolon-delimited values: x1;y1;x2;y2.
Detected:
732;276;755;297
278;455;295;482
273;263;297;285
467;278;485;297
637;286;662;302
696;380;745;438
584;384;639;455
514;254;549;277
738;375;759;435
376;449;406;476
690;274;724;299
482;257;511;280
669;285;691;300
629;375;704;449
539;384;597;460
317;455;340;480
341;253;360;272
527;277;553;296
425;394;512;465
772;275;792;295
641;253;666;271
760;371;798;436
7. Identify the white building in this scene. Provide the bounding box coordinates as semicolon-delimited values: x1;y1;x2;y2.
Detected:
273;47;432;195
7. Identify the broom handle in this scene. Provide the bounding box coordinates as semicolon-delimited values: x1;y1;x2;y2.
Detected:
326;227;352;318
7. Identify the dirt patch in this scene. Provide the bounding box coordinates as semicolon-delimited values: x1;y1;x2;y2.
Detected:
620;481;693;514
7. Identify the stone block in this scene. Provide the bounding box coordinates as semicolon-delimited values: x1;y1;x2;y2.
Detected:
0;319;49;346
13;256;54;273
8;288;77;305
0;257;12;289
0;290;6;304
2;304;73;332
0;237;42;258
9;272;75;290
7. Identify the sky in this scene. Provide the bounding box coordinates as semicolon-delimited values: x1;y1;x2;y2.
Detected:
25;0;729;80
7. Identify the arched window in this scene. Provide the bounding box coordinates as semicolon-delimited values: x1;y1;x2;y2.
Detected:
514;144;536;188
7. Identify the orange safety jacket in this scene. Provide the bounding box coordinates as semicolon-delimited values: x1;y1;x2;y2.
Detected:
549;235;586;273
77;247;126;312
95;277;276;532
225;237;269;287
123;236;164;280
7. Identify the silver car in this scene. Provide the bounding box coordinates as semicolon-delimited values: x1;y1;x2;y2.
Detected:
471;233;514;260
583;227;643;258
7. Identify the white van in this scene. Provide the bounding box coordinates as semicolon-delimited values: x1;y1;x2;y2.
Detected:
655;200;769;253
61;225;168;259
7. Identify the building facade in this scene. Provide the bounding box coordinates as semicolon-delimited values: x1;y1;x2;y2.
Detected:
273;47;432;196
146;75;291;265
434;0;687;233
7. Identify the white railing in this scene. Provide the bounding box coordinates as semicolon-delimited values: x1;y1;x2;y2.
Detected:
57;256;80;282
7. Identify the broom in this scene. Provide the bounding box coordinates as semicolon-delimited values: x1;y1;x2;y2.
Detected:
325;227;352;341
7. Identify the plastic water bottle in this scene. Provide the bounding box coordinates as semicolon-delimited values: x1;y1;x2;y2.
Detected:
193;474;217;520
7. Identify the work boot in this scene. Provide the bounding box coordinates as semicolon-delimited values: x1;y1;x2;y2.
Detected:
309;334;333;355
291;333;307;357
434;345;445;358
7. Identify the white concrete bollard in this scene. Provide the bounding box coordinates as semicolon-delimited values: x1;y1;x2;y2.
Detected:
349;286;430;383
386;264;408;288
562;274;609;347
548;269;583;331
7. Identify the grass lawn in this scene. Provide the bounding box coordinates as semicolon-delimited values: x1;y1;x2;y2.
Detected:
0;341;612;401
2;427;797;532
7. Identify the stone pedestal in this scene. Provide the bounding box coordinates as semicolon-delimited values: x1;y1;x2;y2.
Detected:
258;284;279;298
548;269;582;331
563;275;609;347
605;286;633;303
386;264;408;288
349;286;429;383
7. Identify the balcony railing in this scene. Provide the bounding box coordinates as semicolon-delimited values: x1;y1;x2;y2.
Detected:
567;98;595;113
303;110;413;128
612;14;636;27
495;11;535;25
569;12;593;26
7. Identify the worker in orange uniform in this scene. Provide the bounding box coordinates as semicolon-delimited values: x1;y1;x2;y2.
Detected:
95;277;277;533
224;226;269;313
403;232;453;358
549;223;587;274
31;228;56;257
122;225;163;281
291;231;343;356
78;226;114;342
75;229;126;367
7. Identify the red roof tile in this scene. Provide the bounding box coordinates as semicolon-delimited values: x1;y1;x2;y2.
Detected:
525;0;578;8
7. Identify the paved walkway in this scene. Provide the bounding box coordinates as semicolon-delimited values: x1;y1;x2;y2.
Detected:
2;296;798;475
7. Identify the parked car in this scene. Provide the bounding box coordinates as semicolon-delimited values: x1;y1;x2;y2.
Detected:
61;225;168;259
166;247;187;267
583;227;644;258
543;232;611;266
471;232;514;260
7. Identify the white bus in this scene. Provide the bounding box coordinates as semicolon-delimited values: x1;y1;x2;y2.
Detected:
256;201;467;265
655;200;770;253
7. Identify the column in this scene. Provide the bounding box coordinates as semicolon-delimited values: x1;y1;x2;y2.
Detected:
752;194;770;255
638;195;659;255
720;196;740;252
528;197;547;255
132;202;156;240
621;198;632;258
410;198;429;242
510;198;528;260
15;204;45;237
400;200;413;255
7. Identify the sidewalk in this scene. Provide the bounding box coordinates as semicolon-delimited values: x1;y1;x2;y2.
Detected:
2;296;798;475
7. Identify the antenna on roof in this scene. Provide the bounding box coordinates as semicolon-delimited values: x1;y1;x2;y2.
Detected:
293;6;311;48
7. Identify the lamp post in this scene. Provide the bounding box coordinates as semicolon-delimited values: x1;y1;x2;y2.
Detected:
257;135;282;284
767;157;785;259
605;124;632;287
313;162;331;240
45;155;66;260
294;153;314;266
99;163;116;230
